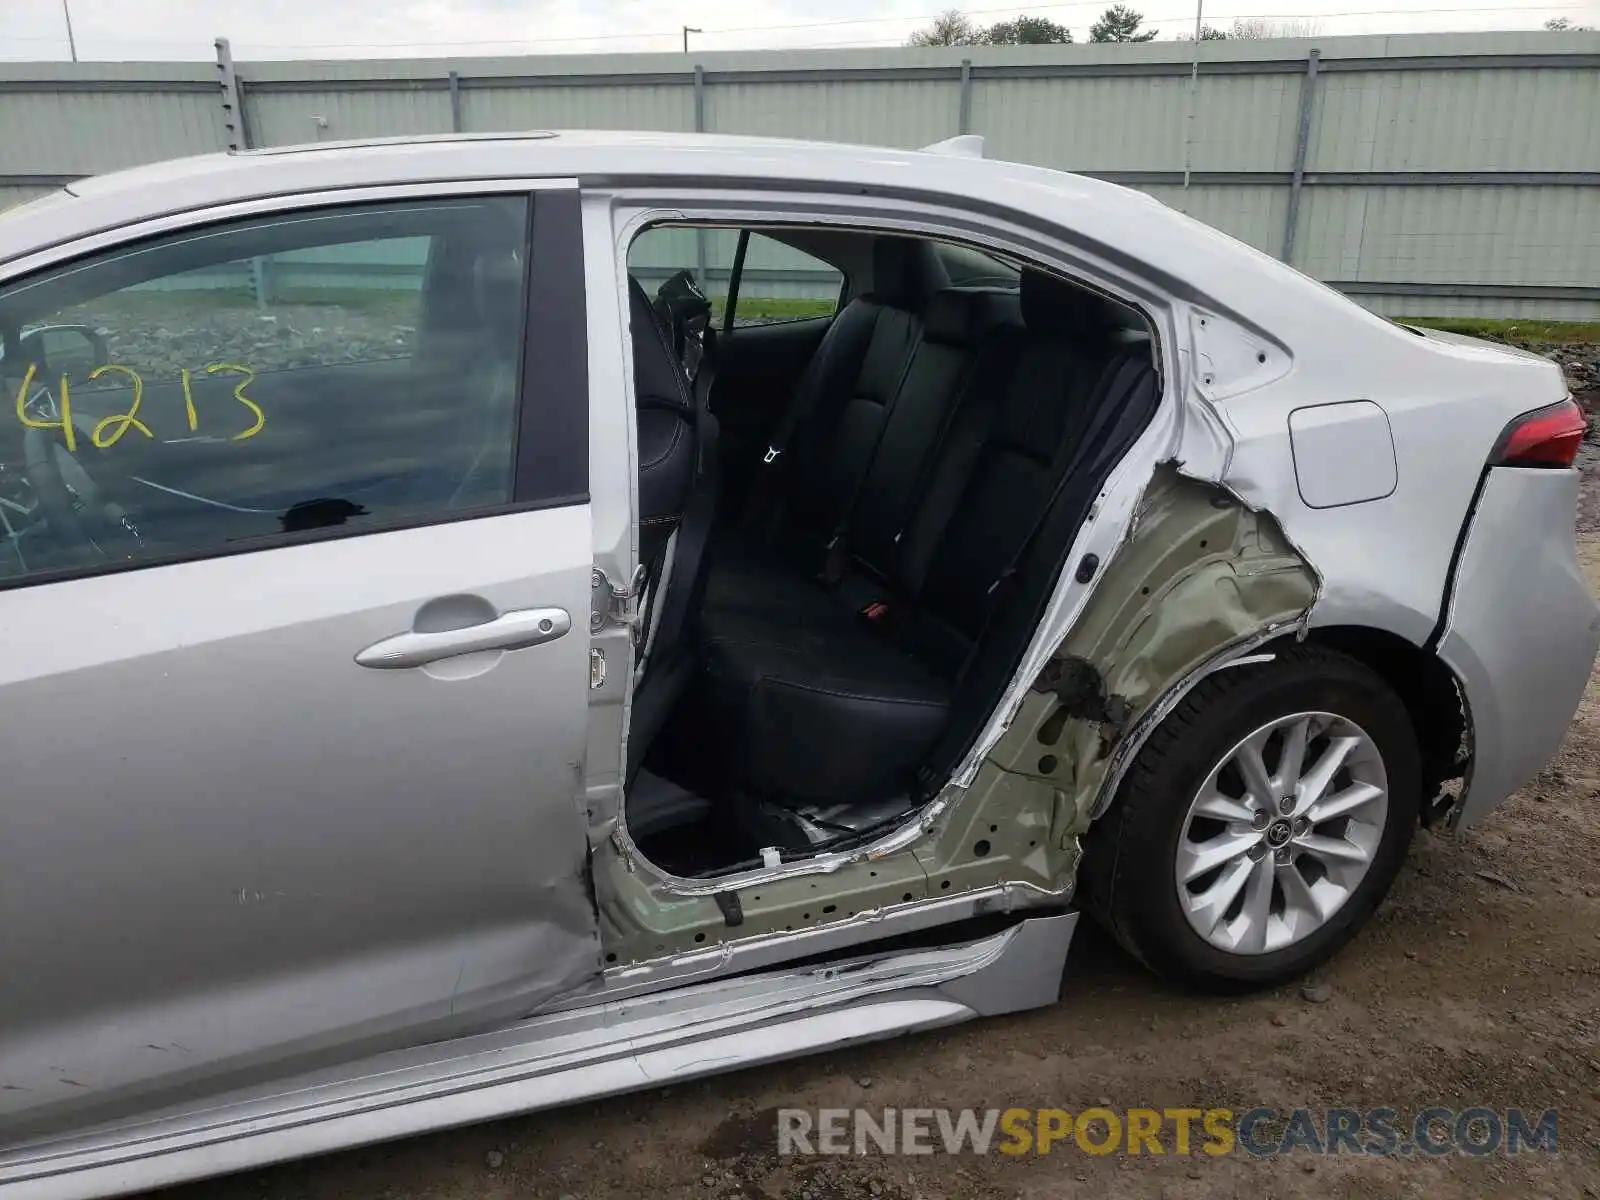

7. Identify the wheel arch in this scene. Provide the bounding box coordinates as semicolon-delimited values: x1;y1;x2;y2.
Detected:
983;470;1471;842
1274;624;1470;825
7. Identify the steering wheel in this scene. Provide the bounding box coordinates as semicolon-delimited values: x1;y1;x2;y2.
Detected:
21;420;145;567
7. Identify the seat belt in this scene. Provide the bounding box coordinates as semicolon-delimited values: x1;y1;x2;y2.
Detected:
738;383;811;539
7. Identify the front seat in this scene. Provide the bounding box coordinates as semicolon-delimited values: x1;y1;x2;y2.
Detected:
627;275;719;783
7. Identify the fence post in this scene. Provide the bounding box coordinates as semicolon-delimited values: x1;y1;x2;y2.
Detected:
1281;48;1321;264
214;36;248;151
958;58;972;135
448;69;463;132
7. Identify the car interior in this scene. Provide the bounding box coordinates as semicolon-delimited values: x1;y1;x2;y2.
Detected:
622;225;1164;879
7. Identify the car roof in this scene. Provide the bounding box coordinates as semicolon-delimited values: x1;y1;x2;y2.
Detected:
0;130;1383;343
18;129;1143;225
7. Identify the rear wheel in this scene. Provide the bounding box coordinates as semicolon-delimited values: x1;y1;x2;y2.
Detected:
1081;644;1419;991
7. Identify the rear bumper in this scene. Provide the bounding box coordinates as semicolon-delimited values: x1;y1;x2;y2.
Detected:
1437;467;1600;826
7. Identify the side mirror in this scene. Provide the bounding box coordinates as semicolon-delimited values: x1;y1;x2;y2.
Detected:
15;324;111;384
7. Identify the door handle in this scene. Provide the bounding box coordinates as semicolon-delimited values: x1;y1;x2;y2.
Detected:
356;607;571;670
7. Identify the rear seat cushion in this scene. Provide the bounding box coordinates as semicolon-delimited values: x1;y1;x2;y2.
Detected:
701;606;951;804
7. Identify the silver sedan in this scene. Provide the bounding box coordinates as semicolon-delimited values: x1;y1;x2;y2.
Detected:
0;131;1593;1198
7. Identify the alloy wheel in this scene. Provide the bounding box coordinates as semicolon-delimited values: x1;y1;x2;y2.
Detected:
1173;710;1389;955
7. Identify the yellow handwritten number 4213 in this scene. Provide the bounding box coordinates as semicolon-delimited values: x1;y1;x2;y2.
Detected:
13;361;266;450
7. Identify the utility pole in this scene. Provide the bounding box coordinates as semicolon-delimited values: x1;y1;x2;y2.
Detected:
62;0;79;62
682;25;702;52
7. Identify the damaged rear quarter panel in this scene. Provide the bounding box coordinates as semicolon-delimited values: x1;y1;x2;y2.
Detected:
983;465;1318;834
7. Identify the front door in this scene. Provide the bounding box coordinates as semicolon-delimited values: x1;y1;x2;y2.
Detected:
0;184;601;1138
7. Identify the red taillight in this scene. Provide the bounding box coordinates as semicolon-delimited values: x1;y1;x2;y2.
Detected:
1492;398;1587;468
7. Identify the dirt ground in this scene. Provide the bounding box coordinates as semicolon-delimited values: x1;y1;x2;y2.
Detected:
147;367;1600;1200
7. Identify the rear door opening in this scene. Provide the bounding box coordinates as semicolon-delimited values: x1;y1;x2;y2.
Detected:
616;218;1165;883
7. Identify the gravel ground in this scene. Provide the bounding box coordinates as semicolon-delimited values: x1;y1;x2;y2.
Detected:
136;351;1600;1200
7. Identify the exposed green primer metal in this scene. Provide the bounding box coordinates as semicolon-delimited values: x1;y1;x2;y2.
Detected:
594;756;1069;963
595;840;930;961
983;465;1318;834
595;466;1316;964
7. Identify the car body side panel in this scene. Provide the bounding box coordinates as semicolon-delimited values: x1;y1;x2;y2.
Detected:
1438;468;1600;826
1191;310;1562;646
1180;307;1586;821
0;508;601;1140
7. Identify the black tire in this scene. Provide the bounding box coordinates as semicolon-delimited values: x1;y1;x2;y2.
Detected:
1079;643;1420;991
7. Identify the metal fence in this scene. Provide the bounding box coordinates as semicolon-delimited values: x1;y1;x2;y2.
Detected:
2;30;1597;318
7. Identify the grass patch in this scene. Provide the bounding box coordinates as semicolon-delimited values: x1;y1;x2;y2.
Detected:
709;297;839;323
1396;316;1600;344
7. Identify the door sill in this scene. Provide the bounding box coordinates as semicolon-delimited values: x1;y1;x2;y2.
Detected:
1;913;1077;1200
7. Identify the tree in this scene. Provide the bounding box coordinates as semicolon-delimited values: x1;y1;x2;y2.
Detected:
1177;23;1228;40
985;14;1073;44
908;9;982;46
1227;17;1322;38
1545;16;1595;30
909;10;1074;46
1089;5;1157;42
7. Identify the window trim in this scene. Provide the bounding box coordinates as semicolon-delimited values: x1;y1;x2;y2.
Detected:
0;177;573;278
514;186;588;504
0;181;590;594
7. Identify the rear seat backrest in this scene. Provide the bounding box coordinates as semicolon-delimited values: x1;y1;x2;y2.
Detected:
893;271;1128;673
757;237;947;571
845;288;1022;579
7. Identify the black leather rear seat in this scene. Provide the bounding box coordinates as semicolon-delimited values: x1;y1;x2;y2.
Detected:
702;237;946;614
696;264;1158;808
707;285;1018;622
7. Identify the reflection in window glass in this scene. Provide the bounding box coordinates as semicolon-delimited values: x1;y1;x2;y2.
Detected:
0;196;529;582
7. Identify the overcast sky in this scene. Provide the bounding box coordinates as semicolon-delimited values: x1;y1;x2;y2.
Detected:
2;0;1595;60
